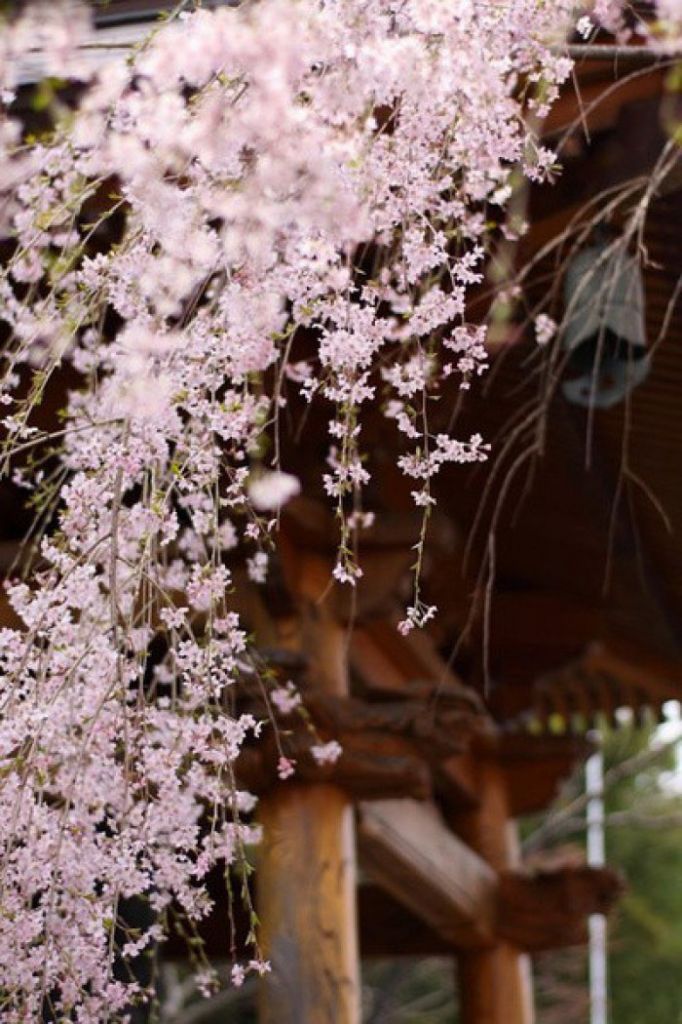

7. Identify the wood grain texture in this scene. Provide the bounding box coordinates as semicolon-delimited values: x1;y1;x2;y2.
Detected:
257;549;360;1024
257;783;359;1024
358;798;497;948
455;760;535;1024
498;864;624;952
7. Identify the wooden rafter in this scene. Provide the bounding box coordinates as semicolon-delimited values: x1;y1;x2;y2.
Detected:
358;798;497;949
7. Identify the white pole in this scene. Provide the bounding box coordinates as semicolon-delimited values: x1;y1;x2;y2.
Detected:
586;738;607;1024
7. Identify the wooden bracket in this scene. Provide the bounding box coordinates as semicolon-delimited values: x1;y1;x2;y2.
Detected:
237;682;488;802
497;864;624;952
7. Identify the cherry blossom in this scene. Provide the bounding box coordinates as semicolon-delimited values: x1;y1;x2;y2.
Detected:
271;682;302;716
247;471;301;512
310;741;344;767
0;0;651;1017
535;313;558;347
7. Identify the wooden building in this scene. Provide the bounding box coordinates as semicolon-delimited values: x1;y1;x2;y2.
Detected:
2;5;681;1021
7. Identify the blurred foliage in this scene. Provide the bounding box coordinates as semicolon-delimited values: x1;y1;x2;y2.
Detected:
361;959;456;1024
530;719;682;1024
603;723;682;1024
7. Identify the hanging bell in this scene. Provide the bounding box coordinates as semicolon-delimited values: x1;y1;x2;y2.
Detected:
561;241;650;408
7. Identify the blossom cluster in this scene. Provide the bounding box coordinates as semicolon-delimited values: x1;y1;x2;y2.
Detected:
0;0;642;1018
592;0;682;45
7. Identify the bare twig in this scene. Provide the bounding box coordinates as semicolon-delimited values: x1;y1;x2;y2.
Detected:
523;732;682;853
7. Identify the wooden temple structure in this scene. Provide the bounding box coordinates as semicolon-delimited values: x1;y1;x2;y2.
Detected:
3;4;682;1021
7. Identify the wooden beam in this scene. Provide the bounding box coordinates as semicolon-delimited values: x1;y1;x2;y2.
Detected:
349;614;475;700
237;675;486;803
257;550;360;1024
529;642;682;727
583;643;682;707
163;862;622;961
496;733;591;817
357;798;497;949
563;44;679;64
542;68;665;139
280;497;458;621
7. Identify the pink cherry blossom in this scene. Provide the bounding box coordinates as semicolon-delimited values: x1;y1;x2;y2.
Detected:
0;0;649;1016
247;471;301;511
277;757;297;781
310;741;343;766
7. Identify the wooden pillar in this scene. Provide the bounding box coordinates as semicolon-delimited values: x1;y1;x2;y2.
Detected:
257;553;360;1024
456;758;535;1024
